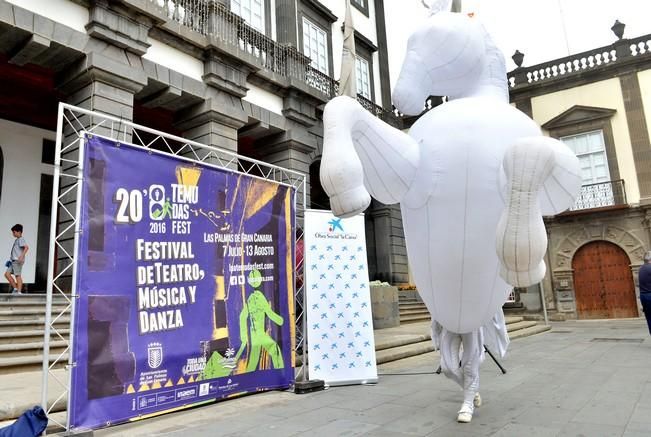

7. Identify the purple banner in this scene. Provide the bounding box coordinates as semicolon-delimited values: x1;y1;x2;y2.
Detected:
70;135;296;430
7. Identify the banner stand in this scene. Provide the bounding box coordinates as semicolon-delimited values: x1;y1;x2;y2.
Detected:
42;103;308;433
303;210;379;387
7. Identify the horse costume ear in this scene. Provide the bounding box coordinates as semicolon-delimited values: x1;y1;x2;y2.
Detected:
421;0;461;15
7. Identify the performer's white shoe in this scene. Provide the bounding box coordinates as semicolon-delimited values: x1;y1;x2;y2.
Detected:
457;405;474;423
473;392;482;408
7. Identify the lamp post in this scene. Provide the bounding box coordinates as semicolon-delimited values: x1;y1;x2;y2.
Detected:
611;20;625;40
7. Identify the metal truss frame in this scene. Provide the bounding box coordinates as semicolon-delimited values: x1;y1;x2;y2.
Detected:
42;102;307;432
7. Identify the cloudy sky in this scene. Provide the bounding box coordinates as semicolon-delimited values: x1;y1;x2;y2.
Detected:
384;0;651;90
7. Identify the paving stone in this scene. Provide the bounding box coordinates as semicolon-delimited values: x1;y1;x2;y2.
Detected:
327;391;396;412
624;421;651;436
362;430;419;437
491;423;560;437
571;393;637;427
381;409;455;436
305;418;380;436
628;403;651;424
348;402;426;426
559;421;625;437
512;405;578;428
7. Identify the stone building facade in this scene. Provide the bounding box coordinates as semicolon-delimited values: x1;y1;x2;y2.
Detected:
0;0;409;291
508;23;651;320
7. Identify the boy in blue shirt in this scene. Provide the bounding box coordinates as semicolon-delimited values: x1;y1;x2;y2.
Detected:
5;224;29;294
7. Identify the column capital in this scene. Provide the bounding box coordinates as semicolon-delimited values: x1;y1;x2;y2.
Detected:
87;1;152;56
174;94;248;132
265;128;318;155
203;50;253;98
58;51;148;95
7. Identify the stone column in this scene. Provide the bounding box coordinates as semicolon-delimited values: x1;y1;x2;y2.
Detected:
54;47;147;292
258;130;316;218
175;92;247;153
542;224;557;311
368;203;408;284
172;47;250;166
619;71;651;204
61;52;147;139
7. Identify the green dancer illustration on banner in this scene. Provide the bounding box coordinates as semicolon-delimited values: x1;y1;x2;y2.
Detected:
235;269;285;371
151;198;173;219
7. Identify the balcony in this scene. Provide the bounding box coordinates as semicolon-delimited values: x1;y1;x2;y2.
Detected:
570;179;627;212
147;0;401;127
508;34;651;90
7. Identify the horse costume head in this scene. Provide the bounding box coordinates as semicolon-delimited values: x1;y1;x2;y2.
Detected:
393;6;508;115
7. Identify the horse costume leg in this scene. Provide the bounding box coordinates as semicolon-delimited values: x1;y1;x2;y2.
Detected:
320;96;421;217
496;137;580;287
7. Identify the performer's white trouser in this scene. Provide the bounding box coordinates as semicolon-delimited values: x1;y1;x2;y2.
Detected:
439;329;483;412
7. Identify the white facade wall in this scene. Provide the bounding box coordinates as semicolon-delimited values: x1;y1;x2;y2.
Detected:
6;0;88;32
0;119;55;284
243;83;284;114
143;39;204;82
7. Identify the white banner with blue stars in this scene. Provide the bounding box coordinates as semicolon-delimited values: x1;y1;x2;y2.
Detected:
304;210;378;385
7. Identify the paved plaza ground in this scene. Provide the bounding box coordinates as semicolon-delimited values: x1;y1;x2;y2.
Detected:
78;318;651;437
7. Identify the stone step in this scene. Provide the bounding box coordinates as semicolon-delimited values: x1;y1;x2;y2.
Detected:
400;308;429;317
375;333;431;351
507;324;551;340
503;301;525;310
0;329;70;345
377;322;551;366
0;354;68;375
398;298;420;304
0;318;71;331
505;316;524;325
399;309;430;317
0;293;55;301
398;302;426;308
0;308;70;321
0;341;68;359
400;314;432;324
504;320;538;332
398;310;525;323
376;340;436;364
0;301;70;311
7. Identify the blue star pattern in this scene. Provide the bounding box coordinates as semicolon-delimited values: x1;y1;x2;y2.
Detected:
305;215;377;383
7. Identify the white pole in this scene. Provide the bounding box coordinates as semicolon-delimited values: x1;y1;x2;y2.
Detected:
65;133;86;431
42;104;64;418
539;281;549;326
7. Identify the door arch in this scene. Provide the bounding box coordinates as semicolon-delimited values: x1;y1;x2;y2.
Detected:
0;145;3;206
572;241;638;319
309;159;330;210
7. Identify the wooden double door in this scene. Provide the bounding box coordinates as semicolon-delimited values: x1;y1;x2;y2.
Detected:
572;241;638;319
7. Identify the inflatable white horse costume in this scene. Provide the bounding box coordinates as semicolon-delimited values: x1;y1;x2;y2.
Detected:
320;4;581;423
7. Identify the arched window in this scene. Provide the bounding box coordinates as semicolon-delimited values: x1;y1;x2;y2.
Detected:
309;160;330;210
0;145;4;207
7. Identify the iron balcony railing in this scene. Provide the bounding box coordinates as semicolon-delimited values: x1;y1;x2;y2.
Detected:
151;0;400;127
570;179;627;211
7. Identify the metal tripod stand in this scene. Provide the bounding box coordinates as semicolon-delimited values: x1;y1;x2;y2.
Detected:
435;345;507;374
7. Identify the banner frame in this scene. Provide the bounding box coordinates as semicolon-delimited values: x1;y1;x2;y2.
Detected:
42;103;308;433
